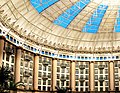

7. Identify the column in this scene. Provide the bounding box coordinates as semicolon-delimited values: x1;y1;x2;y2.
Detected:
52;58;57;91
109;61;115;91
33;54;39;90
0;36;5;67
89;61;95;91
70;61;75;91
15;46;22;83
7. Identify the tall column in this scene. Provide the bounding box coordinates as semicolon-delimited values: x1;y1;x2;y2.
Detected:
52;58;57;91
109;61;115;91
15;46;22;83
89;61;95;91
33;54;39;90
70;61;75;91
0;36;5;67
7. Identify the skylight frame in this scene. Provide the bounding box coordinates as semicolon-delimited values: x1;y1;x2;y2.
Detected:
53;0;91;28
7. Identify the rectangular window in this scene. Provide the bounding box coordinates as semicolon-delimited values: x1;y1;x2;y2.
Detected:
95;75;98;80
105;87;108;91
86;69;88;74
48;66;51;71
76;81;79;86
100;82;103;86
75;75;79;80
3;52;5;60
76;69;79;74
39;64;42;70
38;79;41;84
115;68;118;73
105;69;108;73
57;67;60;72
80;82;83;86
105;81;108;86
95;69;98;74
25;62;28;67
48;80;51;85
61;68;65;73
95;82;98;86
85;82;88;86
85;75;88;80
43;66;47;71
66;81;69;86
100;88;103;91
6;54;9;61
80;70;84;74
57;81;59;86
105;75;108;80
6;63;9;67
43;86;46;91
11;56;14;63
61;82;64;86
43;80;46;85
38;72;41;77
30;62;33;68
57;74;60;79
100;69;103;74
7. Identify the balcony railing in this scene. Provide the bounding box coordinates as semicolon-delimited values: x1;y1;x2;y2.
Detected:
24;55;32;61
99;77;105;82
42;60;49;66
98;65;105;69
79;77;85;82
23;71;32;77
60;77;66;81
79;65;85;69
60;63;67;68
42;75;48;80
6;47;14;54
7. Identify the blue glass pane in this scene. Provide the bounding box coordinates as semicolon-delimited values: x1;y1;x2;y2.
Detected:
54;0;90;28
114;9;120;32
82;5;108;33
30;0;58;13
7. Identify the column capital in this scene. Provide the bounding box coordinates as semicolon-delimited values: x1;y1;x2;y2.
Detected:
0;35;6;40
109;61;114;63
16;46;23;49
90;61;95;63
34;53;39;56
52;58;58;60
71;61;76;63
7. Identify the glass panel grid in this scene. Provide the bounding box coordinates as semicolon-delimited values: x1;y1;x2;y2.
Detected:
114;8;120;32
30;0;58;13
54;0;90;28
82;4;108;33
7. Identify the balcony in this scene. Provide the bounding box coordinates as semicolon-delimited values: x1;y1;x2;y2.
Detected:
24;55;32;61
98;65;105;69
79;77;85;82
42;60;49;66
6;47;14;54
60;63;67;68
60;76;66;81
99;77;105;82
42;75;48;80
79;65;85;69
23;71;32;77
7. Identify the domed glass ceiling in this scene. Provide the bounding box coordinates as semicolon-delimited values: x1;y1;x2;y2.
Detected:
30;0;120;33
1;0;120;51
